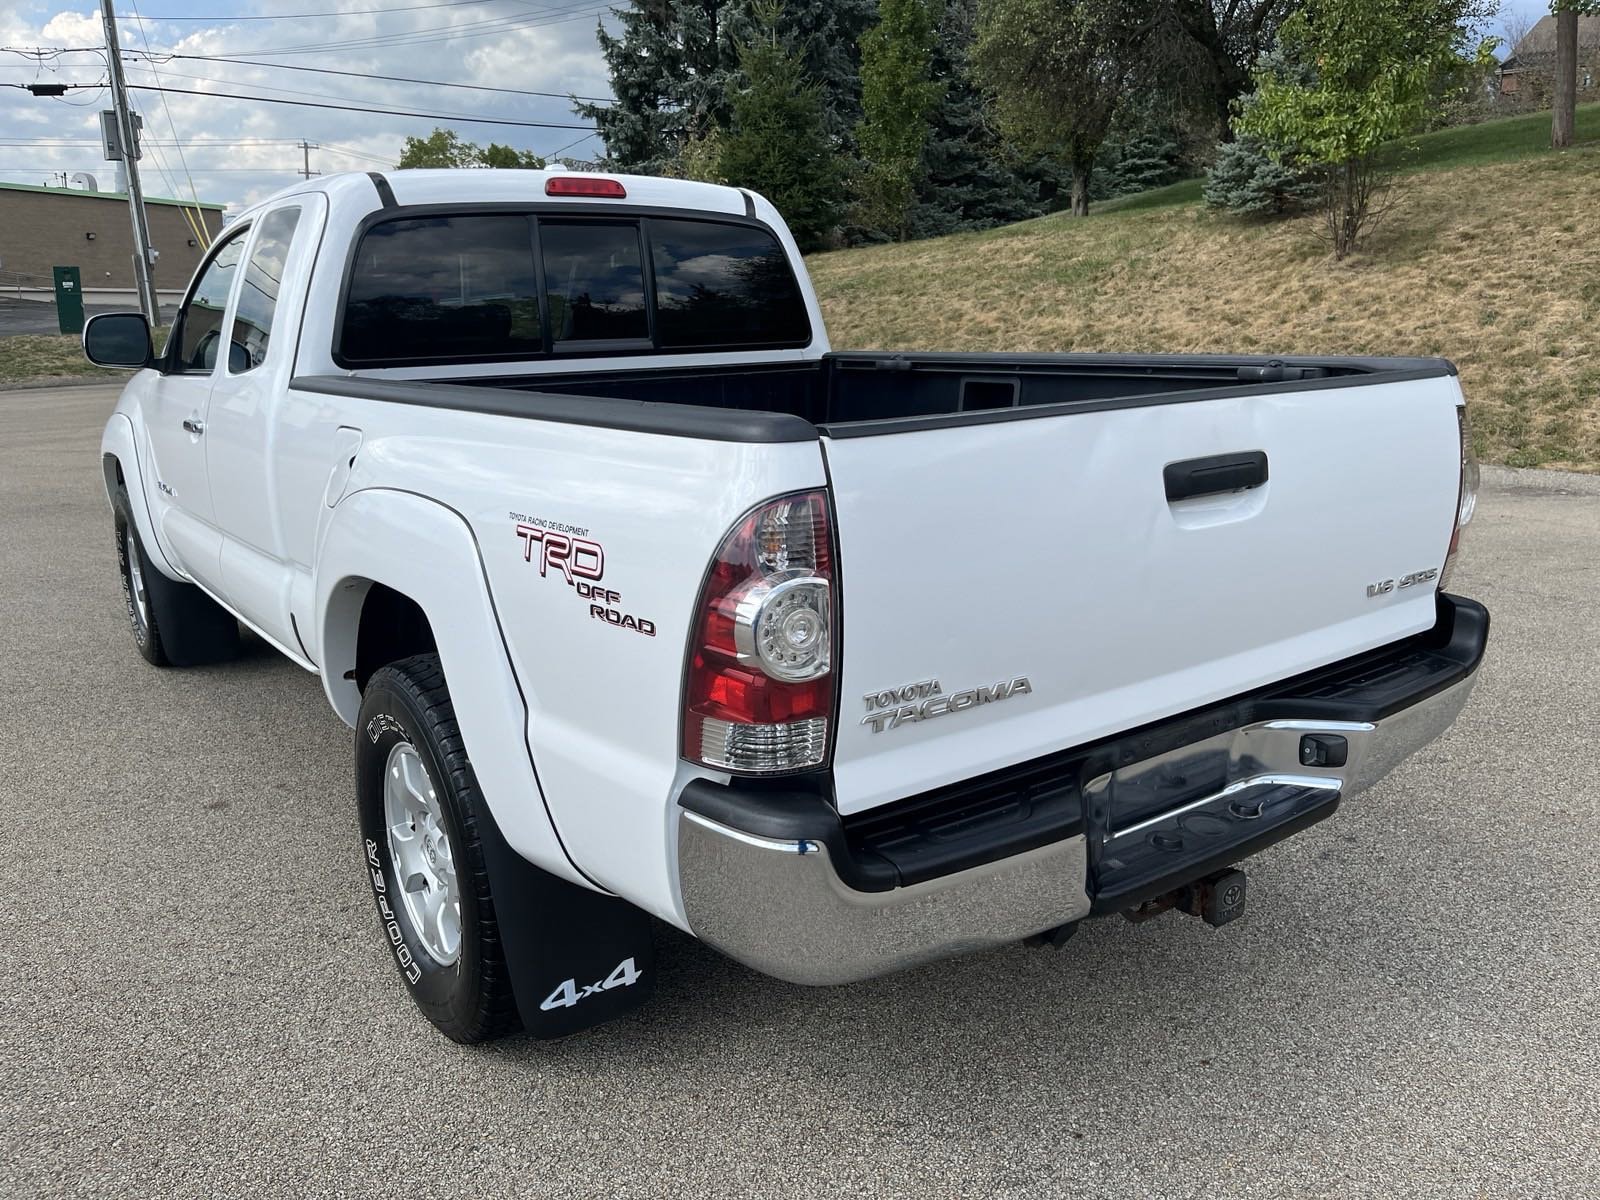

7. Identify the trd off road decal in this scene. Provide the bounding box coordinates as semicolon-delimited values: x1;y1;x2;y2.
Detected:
366;838;424;984
510;513;656;637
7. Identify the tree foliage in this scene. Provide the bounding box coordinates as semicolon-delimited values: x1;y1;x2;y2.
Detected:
970;0;1146;217
1203;44;1320;215
907;0;1055;238
396;128;544;169
717;3;845;250
1237;0;1496;256
856;0;945;238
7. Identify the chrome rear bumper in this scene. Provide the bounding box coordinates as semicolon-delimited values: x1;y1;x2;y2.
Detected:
676;596;1487;987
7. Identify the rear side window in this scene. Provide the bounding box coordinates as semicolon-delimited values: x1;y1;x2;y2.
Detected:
230;206;301;373
339;215;541;364
648;218;808;348
539;221;649;346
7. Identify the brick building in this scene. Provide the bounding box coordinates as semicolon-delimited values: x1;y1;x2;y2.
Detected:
0;181;226;302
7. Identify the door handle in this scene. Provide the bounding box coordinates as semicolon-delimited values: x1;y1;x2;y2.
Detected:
182;417;205;436
1164;451;1267;502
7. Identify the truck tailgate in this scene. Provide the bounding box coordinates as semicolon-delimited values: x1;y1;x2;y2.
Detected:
822;374;1465;816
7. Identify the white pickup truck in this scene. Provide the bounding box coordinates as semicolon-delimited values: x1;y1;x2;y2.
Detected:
87;170;1488;1042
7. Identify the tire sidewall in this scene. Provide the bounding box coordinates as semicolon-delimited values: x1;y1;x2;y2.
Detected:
111;490;156;657
355;673;485;1028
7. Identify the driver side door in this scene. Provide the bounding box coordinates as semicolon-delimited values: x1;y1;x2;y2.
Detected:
143;223;249;594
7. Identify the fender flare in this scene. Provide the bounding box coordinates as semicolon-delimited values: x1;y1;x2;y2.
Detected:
315;486;592;890
100;412;183;581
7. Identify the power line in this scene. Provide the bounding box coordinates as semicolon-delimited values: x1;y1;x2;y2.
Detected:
125;0;515;19
193;1;610;57
125;0;208;244
149;54;611;104
126;83;597;129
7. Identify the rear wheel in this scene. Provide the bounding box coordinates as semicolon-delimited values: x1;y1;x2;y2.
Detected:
356;654;521;1043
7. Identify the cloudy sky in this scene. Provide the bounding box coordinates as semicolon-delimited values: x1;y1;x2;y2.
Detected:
0;0;619;212
0;1;1556;215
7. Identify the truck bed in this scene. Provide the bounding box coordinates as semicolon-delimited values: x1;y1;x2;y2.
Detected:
447;350;1456;431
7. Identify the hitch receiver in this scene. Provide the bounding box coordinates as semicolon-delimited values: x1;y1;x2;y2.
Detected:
1178;868;1248;927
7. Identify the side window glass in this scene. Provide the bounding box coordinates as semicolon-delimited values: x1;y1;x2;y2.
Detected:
230;207;302;374
539;221;649;347
339;215;541;365
173;230;248;373
649;219;809;348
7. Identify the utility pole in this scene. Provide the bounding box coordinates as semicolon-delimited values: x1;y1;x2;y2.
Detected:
299;140;321;180
99;0;160;324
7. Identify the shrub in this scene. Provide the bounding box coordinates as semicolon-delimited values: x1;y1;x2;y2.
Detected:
1202;136;1322;216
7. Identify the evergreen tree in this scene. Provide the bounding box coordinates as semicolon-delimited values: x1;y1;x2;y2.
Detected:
1091;128;1183;199
906;0;1049;239
718;3;845;250
573;1;875;174
1201;136;1320;214
573;1;742;173
856;0;944;239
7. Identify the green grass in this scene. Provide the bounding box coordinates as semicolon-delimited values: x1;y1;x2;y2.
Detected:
0;334;121;387
0;328;168;388
1388;102;1600;172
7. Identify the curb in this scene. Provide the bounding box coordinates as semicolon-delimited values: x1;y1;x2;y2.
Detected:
1480;464;1600;497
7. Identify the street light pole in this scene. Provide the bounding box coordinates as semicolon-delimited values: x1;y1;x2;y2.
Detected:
99;0;161;324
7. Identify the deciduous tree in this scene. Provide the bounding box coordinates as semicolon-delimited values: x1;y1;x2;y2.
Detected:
970;0;1146;217
1551;1;1600;148
1238;0;1496;258
396;128;544;169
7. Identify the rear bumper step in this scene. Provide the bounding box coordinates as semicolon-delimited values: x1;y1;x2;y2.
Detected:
675;594;1488;985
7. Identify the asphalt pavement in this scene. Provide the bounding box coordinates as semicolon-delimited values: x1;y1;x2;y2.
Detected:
2;383;1597;1199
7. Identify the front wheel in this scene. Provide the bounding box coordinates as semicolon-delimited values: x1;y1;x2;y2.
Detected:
356;654;520;1043
110;485;239;667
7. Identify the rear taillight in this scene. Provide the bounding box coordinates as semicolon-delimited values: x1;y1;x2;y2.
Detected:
683;492;835;774
1439;404;1479;591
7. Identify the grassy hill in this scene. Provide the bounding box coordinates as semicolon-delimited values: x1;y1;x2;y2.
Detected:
810;104;1600;470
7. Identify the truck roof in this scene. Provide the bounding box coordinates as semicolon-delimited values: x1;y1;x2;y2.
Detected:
241;169;754;223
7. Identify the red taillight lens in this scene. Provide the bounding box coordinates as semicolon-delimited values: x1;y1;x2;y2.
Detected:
1440;404;1479;591
683;492;835;774
544;176;627;198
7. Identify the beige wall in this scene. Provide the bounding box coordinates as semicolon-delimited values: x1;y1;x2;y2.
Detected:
0;188;224;293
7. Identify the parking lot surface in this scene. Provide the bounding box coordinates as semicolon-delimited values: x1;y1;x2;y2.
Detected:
3;383;1597;1198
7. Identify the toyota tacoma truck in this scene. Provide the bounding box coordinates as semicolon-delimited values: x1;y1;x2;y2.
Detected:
86;170;1488;1042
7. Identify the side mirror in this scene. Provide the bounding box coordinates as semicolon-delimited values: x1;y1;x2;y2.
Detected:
83;312;154;368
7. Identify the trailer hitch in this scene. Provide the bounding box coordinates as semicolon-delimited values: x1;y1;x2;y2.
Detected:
1121;867;1248;928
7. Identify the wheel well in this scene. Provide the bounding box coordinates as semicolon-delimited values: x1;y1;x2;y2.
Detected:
355;583;438;691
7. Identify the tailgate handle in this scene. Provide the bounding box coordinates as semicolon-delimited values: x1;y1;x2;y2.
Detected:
1164;451;1268;502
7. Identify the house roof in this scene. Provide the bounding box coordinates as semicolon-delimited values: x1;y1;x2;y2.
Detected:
0;180;225;210
1503;14;1600;69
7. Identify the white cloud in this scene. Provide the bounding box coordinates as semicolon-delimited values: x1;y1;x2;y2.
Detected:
1;1;617;212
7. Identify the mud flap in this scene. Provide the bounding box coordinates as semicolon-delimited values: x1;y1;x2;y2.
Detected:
475;804;656;1039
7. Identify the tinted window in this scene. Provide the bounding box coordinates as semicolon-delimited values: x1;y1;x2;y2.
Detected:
174;228;248;373
340;215;540;364
540;221;648;345
230;207;301;374
649;219;808;348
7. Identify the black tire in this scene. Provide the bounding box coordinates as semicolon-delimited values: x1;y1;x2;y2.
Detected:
111;485;240;668
356;654;521;1043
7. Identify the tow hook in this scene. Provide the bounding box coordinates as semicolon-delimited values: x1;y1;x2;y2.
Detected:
1121;868;1248;928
